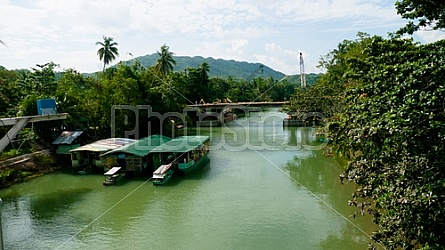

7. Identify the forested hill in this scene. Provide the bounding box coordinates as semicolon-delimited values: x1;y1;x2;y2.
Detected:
127;53;287;80
1;54;322;85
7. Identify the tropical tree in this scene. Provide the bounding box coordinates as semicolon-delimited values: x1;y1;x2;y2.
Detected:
184;62;211;103
197;62;210;101
209;77;231;102
154;44;176;77
395;0;445;35
0;67;20;115
96;36;119;72
14;62;58;109
326;35;445;249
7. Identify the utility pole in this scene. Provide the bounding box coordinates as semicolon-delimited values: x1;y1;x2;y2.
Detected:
299;52;306;89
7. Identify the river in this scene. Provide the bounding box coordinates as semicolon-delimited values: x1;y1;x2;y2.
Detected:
0;108;376;249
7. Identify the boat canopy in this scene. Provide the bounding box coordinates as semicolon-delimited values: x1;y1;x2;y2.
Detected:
104;167;121;176
153;163;173;175
100;135;171;157
150;135;209;153
70;138;137;153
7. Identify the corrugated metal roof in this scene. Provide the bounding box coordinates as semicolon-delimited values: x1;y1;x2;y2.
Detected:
70;138;137;153
52;131;84;145
150;135;209;153
100;135;172;157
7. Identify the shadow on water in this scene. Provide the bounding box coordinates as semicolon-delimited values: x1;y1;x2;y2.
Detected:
109;175;148;187
158;161;211;187
284;149;378;248
181;161;212;180
29;187;93;219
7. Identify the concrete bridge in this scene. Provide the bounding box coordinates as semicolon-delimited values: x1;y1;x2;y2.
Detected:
184;101;289;127
187;101;289;109
0;113;67;152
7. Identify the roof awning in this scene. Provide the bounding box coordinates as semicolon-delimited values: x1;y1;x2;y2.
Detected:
70;138;137;153
153;163;172;175
52;131;83;145
100;135;172;157
150;135;209;153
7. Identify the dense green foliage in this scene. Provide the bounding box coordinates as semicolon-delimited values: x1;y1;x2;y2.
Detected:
288;33;445;249
395;0;445;35
286;2;445;246
0;169;29;186
332;36;445;249
0;45;297;143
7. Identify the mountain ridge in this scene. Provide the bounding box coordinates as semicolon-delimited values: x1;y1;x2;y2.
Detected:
124;53;306;81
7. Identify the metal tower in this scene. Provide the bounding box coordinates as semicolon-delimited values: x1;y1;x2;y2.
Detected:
299;52;306;89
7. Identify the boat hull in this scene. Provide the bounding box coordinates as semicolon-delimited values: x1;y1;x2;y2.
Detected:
153;170;174;186
103;173;125;186
176;154;209;174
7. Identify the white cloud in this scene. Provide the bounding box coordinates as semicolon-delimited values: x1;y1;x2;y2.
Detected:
270;0;396;22
226;39;249;55
254;43;302;75
0;0;407;74
415;30;445;43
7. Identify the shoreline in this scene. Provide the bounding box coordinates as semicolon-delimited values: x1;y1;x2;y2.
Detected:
0;152;59;189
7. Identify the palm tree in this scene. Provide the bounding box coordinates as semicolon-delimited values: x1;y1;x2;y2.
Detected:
198;62;210;81
96;36;119;71
154;44;176;77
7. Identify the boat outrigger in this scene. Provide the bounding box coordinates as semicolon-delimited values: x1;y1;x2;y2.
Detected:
103;166;125;186
152;163;174;186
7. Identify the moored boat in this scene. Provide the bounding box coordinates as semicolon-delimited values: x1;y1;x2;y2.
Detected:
151;135;210;175
176;152;209;174
103;167;125;186
152;163;174;186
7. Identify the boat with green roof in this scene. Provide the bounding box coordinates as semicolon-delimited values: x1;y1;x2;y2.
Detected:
152;163;174;185
151;135;210;180
100;135;172;174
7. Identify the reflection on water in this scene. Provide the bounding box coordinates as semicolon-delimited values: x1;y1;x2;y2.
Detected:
0;108;376;249
30;188;92;219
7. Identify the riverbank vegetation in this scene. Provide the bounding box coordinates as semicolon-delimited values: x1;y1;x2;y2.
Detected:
0;40;307;192
0;43;303;158
0;152;57;188
285;0;445;248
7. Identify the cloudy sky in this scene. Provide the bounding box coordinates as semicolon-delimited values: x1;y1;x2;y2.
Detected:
1;0;444;74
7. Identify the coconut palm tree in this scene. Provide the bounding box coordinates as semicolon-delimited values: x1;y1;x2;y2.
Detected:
96;36;119;71
154;44;176;77
198;62;210;80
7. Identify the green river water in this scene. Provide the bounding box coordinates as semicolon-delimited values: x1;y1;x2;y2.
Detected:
0;109;376;249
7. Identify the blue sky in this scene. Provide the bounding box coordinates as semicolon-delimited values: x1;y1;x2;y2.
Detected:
1;0;444;74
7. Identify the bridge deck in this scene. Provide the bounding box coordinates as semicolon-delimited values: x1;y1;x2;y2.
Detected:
188;101;288;108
